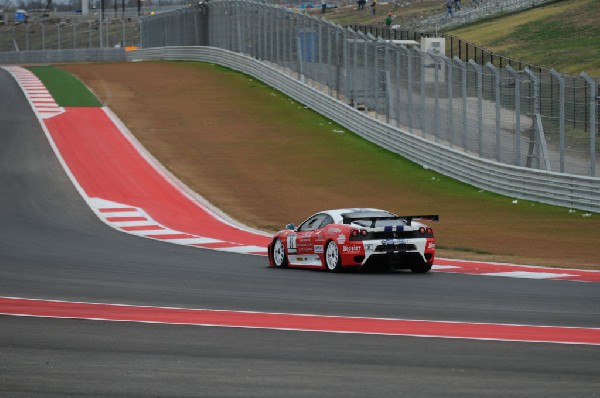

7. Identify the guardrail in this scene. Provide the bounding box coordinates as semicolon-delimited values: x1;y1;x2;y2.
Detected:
128;46;600;213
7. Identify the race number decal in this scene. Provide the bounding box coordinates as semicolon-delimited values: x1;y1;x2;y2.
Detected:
287;235;297;254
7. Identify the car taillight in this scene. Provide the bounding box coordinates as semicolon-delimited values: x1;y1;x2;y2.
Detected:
419;227;433;235
350;229;368;240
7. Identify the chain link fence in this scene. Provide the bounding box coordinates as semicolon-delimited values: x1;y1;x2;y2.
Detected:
0;16;139;52
140;1;598;178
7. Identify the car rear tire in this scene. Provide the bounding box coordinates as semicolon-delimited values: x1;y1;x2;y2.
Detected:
273;238;288;268
410;263;432;273
325;240;343;272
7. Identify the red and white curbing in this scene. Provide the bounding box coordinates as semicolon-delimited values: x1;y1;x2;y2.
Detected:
434;258;600;282
5;65;600;282
3;66;64;119
90;198;266;254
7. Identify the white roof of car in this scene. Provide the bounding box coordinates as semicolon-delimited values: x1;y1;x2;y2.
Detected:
321;208;394;223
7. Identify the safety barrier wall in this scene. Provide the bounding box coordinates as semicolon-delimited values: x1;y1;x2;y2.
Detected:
128;46;600;213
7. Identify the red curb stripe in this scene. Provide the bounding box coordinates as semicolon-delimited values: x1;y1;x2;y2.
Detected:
193;242;244;249
99;207;139;213
146;233;198;240
0;297;598;345
121;225;165;232
105;216;148;222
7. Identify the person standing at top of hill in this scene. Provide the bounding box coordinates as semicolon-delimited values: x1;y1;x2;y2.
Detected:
454;0;461;11
445;0;453;16
321;0;327;13
370;0;377;14
358;0;366;11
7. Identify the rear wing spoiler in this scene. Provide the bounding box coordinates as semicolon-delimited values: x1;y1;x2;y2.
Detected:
398;215;439;226
343;214;439;227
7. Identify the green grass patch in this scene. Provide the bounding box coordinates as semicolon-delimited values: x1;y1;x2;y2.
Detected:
27;65;102;107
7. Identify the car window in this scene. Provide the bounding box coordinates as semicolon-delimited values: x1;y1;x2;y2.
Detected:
299;214;327;232
318;215;334;229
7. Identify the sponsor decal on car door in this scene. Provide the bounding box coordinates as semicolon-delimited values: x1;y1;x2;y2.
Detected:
296;232;313;254
289;231;322;267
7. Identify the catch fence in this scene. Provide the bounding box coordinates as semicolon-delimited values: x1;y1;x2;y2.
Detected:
0;16;139;52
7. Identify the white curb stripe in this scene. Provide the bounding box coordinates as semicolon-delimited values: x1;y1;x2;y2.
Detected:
482;271;576;280
3;66;64;120
90;197;266;255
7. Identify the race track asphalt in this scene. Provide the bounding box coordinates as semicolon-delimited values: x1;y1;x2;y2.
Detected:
1;68;599;397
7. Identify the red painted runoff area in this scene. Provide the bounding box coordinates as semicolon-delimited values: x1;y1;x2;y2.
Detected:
1;297;599;345
44;107;270;248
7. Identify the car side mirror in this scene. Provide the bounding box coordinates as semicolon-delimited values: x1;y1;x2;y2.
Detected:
285;223;296;231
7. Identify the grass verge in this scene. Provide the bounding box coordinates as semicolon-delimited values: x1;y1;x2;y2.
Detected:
27;65;102;107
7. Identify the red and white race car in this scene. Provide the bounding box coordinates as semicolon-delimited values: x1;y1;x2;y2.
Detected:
268;209;438;272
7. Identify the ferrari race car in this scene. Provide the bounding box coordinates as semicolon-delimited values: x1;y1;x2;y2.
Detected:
268;209;438;273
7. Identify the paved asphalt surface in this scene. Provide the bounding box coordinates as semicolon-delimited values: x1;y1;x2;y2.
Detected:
1;68;599;397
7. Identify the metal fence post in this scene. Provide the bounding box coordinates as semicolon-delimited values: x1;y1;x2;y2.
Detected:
341;27;348;104
349;28;357;108
581;72;597;177
384;41;391;124
469;60;483;157
394;46;401;127
336;28;343;101
524;67;546;170
290;12;295;74
327;24;333;97
374;39;381;119
362;32;368;109
453;57;467;150
276;7;281;64
296;22;304;82
550;69;565;173
401;45;413;133
431;51;441;143
237;3;243;53
506;65;522;167
487;63;502;162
